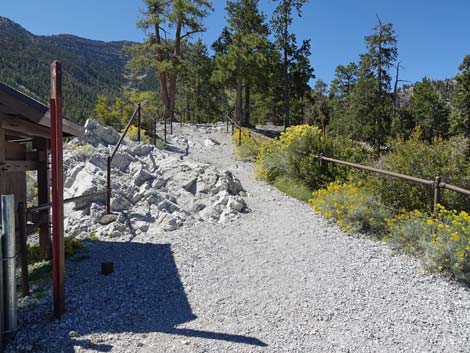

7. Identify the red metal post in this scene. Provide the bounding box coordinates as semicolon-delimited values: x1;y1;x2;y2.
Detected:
50;61;65;318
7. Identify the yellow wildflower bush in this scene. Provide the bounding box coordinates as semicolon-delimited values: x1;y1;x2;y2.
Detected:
309;181;392;235
386;205;470;281
232;128;269;161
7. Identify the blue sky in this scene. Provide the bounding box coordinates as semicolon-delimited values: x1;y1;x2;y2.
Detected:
1;0;469;86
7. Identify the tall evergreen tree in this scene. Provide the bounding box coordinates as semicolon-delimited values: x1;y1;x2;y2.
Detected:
128;0;212;140
332;19;397;151
364;18;398;154
178;40;224;123
451;55;470;137
310;80;330;132
212;0;270;127
411;77;450;141
271;0;309;129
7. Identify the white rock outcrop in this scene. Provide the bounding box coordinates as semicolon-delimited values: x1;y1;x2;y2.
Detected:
63;120;248;239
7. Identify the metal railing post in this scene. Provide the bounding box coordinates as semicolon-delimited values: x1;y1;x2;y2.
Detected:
2;195;17;332
137;103;141;142
17;202;29;298
106;156;112;214
0;196;6;344
164;112;167;143
153;119;157;146
433;176;442;217
106;103;141;215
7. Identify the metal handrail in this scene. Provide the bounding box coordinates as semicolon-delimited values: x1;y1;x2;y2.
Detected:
107;103;142;214
110;104;141;161
316;154;470;216
316;155;434;186
227;114;264;147
27;190;108;214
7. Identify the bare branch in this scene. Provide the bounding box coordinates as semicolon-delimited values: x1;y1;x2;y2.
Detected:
181;29;204;40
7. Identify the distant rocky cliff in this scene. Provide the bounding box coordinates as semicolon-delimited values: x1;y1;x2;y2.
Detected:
0;16;152;123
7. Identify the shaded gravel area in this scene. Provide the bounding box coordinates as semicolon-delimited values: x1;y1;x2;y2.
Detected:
8;124;470;352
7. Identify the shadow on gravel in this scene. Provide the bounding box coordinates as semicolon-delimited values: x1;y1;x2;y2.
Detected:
22;241;266;352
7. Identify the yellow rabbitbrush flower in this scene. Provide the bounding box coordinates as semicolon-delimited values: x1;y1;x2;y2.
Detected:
309;181;392;236
387;204;470;281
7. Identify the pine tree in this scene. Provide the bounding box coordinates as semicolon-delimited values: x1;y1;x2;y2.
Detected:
271;0;310;128
212;0;270;127
451;55;470;137
128;0;212;140
411;77;450;141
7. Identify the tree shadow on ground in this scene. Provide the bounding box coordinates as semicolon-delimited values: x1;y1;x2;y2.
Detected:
19;240;266;352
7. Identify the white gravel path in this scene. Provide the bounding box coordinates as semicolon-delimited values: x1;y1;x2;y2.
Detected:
9;124;470;353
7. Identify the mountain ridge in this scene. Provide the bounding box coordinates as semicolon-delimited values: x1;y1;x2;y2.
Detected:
0;16;137;123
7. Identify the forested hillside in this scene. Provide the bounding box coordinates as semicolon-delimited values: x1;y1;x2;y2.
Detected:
0;16;136;123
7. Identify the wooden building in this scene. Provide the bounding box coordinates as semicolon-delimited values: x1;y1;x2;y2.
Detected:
0;81;82;256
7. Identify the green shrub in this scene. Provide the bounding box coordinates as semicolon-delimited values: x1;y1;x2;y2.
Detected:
256;125;371;189
28;260;52;283
27;244;42;263
64;238;84;257
27;237;84;263
309;181;392;235
65;141;94;161
125;125;152;144
273;176;312;202
232;128;270;161
87;232;99;241
386;206;470;281
368;128;470;212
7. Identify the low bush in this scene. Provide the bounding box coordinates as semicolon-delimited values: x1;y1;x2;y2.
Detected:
386;205;470;281
309;181;392;235
65;141;94;162
368;128;470;212
273;176;312;202
256;125;371;189
232;128;270;161
232;128;261;160
125;125;152;144
27;237;84;263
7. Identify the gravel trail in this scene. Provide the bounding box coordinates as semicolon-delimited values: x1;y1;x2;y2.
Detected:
10;124;470;353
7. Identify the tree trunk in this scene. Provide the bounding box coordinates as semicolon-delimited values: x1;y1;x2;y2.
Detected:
283;45;290;129
243;83;251;127
236;79;243;126
168;19;182;134
376;18;384;157
393;63;400;113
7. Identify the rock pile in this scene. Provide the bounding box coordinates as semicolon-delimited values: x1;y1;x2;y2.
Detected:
63;120;248;239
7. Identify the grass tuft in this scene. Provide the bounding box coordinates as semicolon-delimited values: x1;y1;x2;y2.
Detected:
273;176;313;202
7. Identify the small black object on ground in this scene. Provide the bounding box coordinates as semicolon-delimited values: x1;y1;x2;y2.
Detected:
101;262;114;275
